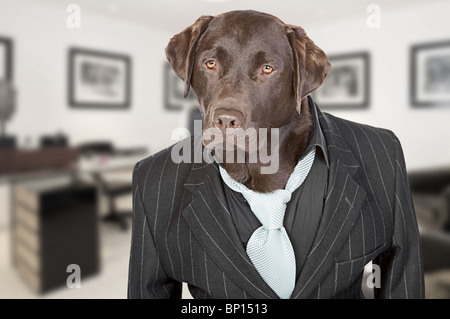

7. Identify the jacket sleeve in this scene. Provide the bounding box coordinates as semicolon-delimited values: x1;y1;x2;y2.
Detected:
374;133;425;299
127;162;182;299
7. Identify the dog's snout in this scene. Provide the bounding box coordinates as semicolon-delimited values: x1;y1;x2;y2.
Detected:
213;109;244;131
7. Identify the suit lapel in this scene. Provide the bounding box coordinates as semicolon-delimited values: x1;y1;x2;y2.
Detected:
181;157;278;299
180;108;368;299
292;108;367;299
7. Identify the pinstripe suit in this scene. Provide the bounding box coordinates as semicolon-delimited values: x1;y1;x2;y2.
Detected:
128;106;424;299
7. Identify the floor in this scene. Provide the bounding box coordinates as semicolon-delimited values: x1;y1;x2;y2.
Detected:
0;223;130;299
0;221;448;299
0;221;194;299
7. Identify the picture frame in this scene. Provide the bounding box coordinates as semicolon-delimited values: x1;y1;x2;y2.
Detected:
313;52;370;109
410;40;450;107
164;62;197;111
0;37;13;81
68;47;131;109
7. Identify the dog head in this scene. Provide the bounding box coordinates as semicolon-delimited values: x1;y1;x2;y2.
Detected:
166;10;331;186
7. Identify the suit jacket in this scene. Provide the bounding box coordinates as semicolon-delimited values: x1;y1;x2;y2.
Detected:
127;107;424;299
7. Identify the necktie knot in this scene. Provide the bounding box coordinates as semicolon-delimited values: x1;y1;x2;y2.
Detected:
249;189;291;230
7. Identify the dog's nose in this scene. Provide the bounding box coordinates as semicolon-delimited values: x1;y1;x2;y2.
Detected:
213;110;244;131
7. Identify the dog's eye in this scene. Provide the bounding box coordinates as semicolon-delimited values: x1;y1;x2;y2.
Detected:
262;65;274;74
205;60;217;69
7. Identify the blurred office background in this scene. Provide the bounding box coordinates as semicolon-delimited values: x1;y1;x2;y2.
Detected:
0;0;449;299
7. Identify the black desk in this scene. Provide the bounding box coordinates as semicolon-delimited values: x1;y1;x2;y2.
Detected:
11;176;99;293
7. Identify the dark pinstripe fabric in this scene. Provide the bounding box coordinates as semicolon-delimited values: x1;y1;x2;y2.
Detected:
128;106;424;299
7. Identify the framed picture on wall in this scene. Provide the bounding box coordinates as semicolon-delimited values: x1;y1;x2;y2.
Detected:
312;52;370;109
410;40;450;107
68;47;131;109
164;62;197;111
0;37;13;81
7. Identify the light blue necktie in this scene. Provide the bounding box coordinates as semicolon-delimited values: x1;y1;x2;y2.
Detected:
219;148;316;299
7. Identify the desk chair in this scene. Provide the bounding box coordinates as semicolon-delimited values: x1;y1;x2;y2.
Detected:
78;141;134;231
93;172;133;231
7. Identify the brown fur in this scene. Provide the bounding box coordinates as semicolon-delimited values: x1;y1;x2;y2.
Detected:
166;10;331;192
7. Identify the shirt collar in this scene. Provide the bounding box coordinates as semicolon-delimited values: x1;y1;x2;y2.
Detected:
306;95;329;168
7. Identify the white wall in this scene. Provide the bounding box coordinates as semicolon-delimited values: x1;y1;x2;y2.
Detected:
305;1;450;171
0;0;449;169
0;0;182;155
0;0;178;228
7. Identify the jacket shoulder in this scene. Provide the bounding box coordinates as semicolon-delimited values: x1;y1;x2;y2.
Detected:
132;136;197;189
322;111;400;152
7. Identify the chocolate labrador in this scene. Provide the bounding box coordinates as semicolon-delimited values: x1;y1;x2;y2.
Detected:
166;10;331;192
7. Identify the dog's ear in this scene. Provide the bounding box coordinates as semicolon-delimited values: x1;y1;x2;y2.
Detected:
165;15;214;98
286;25;332;113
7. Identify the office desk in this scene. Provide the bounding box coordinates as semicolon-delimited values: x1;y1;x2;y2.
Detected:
1;147;148;293
0;147;79;175
12;175;99;293
1;148;147;226
77;151;144;174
